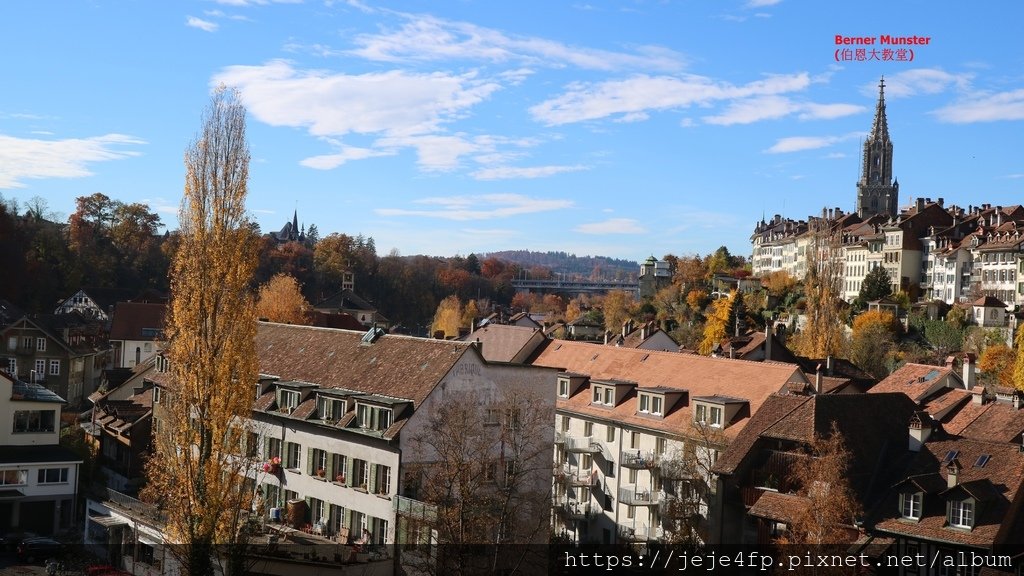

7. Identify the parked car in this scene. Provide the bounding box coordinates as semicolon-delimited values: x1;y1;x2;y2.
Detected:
16;537;62;562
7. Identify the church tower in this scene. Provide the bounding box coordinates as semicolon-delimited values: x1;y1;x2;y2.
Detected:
856;77;898;218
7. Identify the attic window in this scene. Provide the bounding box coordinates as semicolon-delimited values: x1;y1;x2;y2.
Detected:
942;450;959;464
279;389;300;413
558;378;569;398
973;454;990;468
637;392;663;416
949;500;974;529
317;395;346;421
900;492;922;520
591;385;614;407
356;403;393;432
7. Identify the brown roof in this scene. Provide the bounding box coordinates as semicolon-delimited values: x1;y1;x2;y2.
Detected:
109;302;166;341
972;296;1007;308
713;393;808;475
256;322;471;409
530;340;806;440
307;311;366;331
748;491;811;523
870;363;959;402
956;402;1024;444
874;438;1024;547
464;324;546;363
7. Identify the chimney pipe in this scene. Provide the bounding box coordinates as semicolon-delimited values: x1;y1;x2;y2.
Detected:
908;412;931;451
815;365;823;394
962;353;976;389
947;460;960;489
826;355;834;376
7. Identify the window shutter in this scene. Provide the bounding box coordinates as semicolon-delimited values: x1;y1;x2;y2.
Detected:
264;437;271;459
369;463;378;493
307;447;314;475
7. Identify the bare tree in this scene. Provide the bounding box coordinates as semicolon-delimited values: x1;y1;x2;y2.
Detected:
143;87;261;576
405;389;553;576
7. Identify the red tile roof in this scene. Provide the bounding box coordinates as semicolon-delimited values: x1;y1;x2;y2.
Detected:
870;363;959;402
530;340;806;440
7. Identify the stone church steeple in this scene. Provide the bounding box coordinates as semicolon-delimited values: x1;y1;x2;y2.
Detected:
856;77;898;218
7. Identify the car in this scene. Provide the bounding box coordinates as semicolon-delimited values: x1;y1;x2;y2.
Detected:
16;537;62;563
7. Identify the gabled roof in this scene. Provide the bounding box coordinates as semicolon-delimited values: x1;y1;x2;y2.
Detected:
314;289;376;312
463;324;546;363
109;302;166;341
972;296;1007;309
870;363;959;403
748;491;811;524
256;322;472;410
6;370;65;403
59;287;135;312
530;339;806;440
874;438;1024;547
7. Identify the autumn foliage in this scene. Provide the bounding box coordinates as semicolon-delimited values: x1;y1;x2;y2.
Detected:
256;273;311;324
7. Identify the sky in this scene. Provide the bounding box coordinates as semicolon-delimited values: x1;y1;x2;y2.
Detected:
2;1;1023;263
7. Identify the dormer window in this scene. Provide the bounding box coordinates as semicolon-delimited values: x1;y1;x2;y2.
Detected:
638;393;664;416
949;499;974;528
558;378;569;398
695;403;722;427
356;403;393;432
900;492;922;520
591;384;614;407
317;395;346;421
279;389;300;413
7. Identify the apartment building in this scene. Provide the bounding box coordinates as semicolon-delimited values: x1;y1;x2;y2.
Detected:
528;340;811;546
0;370;81;535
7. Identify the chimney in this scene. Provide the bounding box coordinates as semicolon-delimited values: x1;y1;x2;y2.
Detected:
815;364;823;394
826;355;834;376
962;353;976;389
916;198;925;212
938;197;944;208
908;412;931;451
946;460;961;489
971;386;985;405
945;355;956;370
604;331;611;345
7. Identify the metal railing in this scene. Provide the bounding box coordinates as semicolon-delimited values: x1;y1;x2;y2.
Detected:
618;486;660;506
620;450;656;469
394;495;438;522
97;487;167;524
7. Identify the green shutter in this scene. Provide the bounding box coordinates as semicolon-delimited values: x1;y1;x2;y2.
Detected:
307;447;314;475
369;463;377;493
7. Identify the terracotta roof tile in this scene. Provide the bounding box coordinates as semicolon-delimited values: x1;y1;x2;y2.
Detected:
464;324;545;363
870;363;958;402
748;491;811;523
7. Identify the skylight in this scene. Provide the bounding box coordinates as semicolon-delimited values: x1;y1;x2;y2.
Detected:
942;450;959;464
974;454;990;468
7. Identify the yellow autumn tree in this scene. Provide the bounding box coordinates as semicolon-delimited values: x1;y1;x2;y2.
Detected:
699;291;735;355
256;273;311;324
793;213;846;358
461;298;479;331
602;289;634;333
980;343;1014;389
143;87;261;576
432;295;463;338
1012;328;1024;392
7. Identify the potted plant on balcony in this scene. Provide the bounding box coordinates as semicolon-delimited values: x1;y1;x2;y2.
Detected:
263;456;282;474
316;468;326;478
334;474;346;484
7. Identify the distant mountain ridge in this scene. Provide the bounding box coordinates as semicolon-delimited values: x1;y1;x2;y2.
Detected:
484;250;639;280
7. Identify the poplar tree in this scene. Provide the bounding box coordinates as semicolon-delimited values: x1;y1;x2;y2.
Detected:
144;87;260;576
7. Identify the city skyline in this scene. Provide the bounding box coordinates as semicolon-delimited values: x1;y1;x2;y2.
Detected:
2;1;1023;261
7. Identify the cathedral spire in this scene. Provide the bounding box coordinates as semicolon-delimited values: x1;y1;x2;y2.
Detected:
869;76;889;142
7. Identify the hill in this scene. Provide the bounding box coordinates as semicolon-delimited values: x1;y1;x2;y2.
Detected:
483;250;639;281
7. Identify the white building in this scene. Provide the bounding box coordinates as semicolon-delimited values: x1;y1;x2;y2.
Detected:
0;370;81;535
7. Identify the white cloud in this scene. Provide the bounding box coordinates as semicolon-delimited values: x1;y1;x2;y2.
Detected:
764;132;860;154
798;102;864;120
704;95;796;125
873;69;972;99
299;144;396;169
573;218;646;235
186;16;219;32
213;61;500;138
471;164;588;180
375;194;572;221
530;72;810;125
933;89;1024;123
140;197;180;215
0;133;143;189
746;0;782;6
349;13;685;72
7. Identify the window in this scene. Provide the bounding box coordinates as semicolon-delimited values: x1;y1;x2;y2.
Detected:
485;408;501;426
0;470;27;485
372;464;391;495
626;505;635;520
279;389;300;412
604;388;613;405
317;396;345;421
352;459;369;488
560;416;570;432
639;393;650;413
558;378;569;398
22;337;32;350
37;468;69;484
265;437;282;460
356;404;393;432
580;453;592;470
36;337;46;352
629;468;637;483
630;430;640;449
504;460;517;485
592;387;601;403
606;425;615;442
504;408;520;431
245;432;259;458
12;410;56;433
901;492;922;520
483;461;497;483
7;337;15;351
310;448;329;476
7;358;15;374
153;386;161;404
710;407;723;427
949;500;973;528
584;422;593;437
651;396;663;415
695;404;707;424
48;360;60;376
332;453;348;482
34;359;46;380
284;442;301;469
656;437;666;456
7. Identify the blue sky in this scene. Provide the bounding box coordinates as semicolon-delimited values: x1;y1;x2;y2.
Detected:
2;1;1023;262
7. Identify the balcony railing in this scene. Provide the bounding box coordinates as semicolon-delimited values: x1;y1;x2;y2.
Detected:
618;486;660;506
618;523;659;542
554;431;567;444
394;495;438;523
96;487;167;524
658;457;693;480
560;501;593;521
620;450;656;469
564;435;599;454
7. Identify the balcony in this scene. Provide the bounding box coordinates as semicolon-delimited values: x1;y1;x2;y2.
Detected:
620;450;656;469
618;523;659;542
559;501;593;521
658;457;694;480
394;495;438;523
618;486;660;506
554;431;567;444
555;464;595;487
564;435;599;454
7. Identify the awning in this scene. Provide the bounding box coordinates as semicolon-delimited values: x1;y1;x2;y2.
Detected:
89;514;128;528
0;489;25;500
